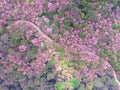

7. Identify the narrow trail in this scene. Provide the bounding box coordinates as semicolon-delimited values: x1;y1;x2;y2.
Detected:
7;20;54;43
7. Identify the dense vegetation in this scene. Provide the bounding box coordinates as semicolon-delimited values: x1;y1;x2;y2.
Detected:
0;0;120;90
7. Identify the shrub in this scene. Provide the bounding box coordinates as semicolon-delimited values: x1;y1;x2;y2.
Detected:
58;10;64;17
59;52;65;57
74;23;86;29
11;32;24;47
114;61;120;69
116;52;120;58
84;10;98;21
29;0;34;4
69;78;80;88
113;24;120;29
8;48;15;54
0;27;8;35
30;45;38;54
79;32;86;39
46;57;55;69
56;82;65;90
64;25;71;32
54;44;65;52
113;0;118;6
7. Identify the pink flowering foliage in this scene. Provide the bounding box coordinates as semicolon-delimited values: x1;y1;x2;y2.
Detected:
25;30;34;40
0;0;120;89
19;45;28;52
